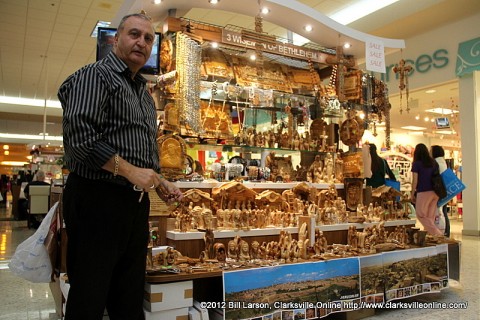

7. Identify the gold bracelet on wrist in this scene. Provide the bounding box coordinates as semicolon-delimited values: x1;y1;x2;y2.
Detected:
113;154;119;177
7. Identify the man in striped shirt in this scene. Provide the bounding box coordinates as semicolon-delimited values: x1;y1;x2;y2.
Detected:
58;13;182;320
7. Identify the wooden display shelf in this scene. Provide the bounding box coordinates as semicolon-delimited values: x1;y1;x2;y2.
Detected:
174;180;345;190
166;220;416;241
165;220;416;258
145;269;222;284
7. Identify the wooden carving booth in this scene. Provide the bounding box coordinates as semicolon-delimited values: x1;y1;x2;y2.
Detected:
156;17;396;156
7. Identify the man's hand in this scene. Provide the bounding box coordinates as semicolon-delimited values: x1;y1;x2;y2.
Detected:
156;178;183;203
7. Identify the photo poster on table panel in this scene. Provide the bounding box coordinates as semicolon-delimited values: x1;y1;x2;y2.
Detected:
437;168;466;207
359;254;386;305
222;257;360;320
383;245;449;302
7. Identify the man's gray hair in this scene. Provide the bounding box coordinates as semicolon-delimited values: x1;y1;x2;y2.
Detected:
117;13;153;32
35;170;46;181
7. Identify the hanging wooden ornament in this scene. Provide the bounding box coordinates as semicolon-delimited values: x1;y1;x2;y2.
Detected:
326;45;355;102
393;58;413;114
308;59;323;120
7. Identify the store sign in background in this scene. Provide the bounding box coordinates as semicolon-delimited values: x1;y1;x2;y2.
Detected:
222;29;325;63
455;36;480;77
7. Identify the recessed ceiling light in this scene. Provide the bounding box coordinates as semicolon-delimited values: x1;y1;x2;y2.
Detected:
425;89;436;94
250;54;256;61
1;161;29;166
329;0;400;24
261;7;270;14
425;108;459;115
211;42;219;48
208;0;219;4
152;0;162;4
304;25;313;32
344;43;351;49
415;115;420;120
401;126;426;131
435;130;455;135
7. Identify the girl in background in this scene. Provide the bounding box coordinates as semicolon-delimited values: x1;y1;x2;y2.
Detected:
411;143;443;236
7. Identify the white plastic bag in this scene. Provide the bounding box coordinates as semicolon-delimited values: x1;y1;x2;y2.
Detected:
435;206;446;232
8;202;59;283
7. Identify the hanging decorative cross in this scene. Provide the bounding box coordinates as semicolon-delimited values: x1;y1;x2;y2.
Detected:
254;14;264;78
393;58;413;114
326;45;355;102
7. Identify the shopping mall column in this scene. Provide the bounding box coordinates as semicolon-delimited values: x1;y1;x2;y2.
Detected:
459;70;480;236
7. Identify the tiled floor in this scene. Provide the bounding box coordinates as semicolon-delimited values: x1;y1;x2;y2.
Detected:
0;196;478;320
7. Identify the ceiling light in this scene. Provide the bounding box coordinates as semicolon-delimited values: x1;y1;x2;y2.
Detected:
208;0;219;4
329;0;399;25
425;108;459;115
425;89;436;94
1;161;29;166
424;117;429;122
90;20;111;38
152;0;162;4
2;145;8;150
344;43;351;49
211;42;219;48
4;151;9;156
0;96;61;108
401;126;426;131
304;25;313;32
250;54;256;61
0;133;63;141
415;115;420;120
436;130;455;135
261;7;270;14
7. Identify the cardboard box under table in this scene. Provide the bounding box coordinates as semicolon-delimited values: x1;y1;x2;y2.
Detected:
144;280;193;312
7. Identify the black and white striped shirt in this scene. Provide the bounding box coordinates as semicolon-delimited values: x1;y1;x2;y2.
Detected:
58;51;160;180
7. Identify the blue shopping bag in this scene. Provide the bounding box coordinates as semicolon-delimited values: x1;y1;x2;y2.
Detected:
437;168;466;207
385;179;401;201
385;179;400;191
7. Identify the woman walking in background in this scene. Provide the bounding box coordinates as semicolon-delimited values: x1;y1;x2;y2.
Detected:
411;143;443;236
431;145;450;237
365;143;397;188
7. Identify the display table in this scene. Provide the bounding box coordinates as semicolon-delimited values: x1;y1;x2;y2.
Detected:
145;241;460;320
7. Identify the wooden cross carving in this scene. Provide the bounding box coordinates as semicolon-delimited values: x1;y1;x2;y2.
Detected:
393;59;413;113
326;46;355;102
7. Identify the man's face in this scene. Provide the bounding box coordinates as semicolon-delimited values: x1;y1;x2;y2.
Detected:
114;16;154;73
